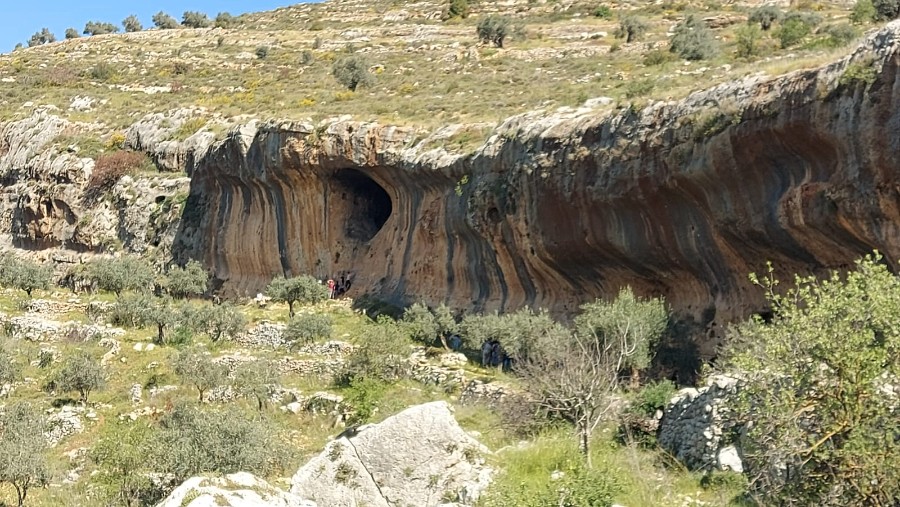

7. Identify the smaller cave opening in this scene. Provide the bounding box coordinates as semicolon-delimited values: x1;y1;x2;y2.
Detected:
332;168;392;243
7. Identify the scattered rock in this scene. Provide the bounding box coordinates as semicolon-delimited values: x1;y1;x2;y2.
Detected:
158;472;315;507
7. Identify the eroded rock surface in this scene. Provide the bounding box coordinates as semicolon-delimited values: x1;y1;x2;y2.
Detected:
290;401;492;506
157;472;314;507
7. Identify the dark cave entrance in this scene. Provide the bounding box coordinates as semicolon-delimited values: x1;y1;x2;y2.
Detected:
332;168;392;243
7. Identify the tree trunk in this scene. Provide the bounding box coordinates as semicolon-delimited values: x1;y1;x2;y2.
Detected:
630;367;640;390
198;388;205;402
14;482;26;507
156;324;165;345
288;301;295;318
579;424;593;468
439;334;449;350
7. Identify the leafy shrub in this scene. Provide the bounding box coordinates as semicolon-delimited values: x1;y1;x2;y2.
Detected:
84;21;119;35
215;12;237;28
65;28;80;39
625;79;654;98
86;151;149;199
0;402;51;507
669;15;718;60
749;5;783;30
614;16;647;43
445;0;470;20
460;308;566;363
331;55;375;91
90;421;164;506
778;11;821;48
874;0;900;19
156;403;289;482
725;254;900;505
630;380;677;417
643;49;675;66
47;350;105;403
342;376;388;424
820;23;859;48
122;15;142;32
594;6;613;18
340;317;410;384
476;15;513;47
851;0;877;23
89;62;117;81
255;45;270;59
839;57;877;87
402;302;459;348
0;347;21;389
197;302;247;342
284;313;333;348
233;360;280;410
86;256;155;297
152;11;180;29
182;11;212;28
734;23;763;58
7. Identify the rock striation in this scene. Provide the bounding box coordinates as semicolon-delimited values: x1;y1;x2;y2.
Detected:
169;22;900;354
290;401;492;506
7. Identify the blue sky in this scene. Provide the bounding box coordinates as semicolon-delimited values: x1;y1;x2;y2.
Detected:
2;1;303;51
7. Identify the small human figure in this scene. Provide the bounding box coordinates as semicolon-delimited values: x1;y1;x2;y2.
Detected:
449;334;462;351
481;340;492;366
327;279;336;299
490;340;501;367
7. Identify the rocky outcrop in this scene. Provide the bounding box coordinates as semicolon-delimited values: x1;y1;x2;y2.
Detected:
173;23;900;353
290;401;492;506
157;472;314;507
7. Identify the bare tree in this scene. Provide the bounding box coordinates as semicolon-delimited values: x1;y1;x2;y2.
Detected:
517;287;667;467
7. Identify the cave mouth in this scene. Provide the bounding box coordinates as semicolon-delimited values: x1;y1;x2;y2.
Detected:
332;168;392;243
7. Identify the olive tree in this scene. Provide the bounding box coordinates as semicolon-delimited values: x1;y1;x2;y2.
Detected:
0;347;21;395
283;313;332;349
173;348;226;402
182;11;212;28
0;255;51;298
614;16;647;43
87;256;154;297
266;275;330;317
90;421;161;507
669;15;718;61
0;402;51;506
198;302;247;342
517;288;667;466
476;14;513;47
724;254;900;505
27;28;56;47
83;21;119;35
152;11;180;29
233;360;280;411
402;302;459;349
122;15;143;32
163;260;208;299
64;28;80;39
331;55;376;92
47;351;105;404
749;5;783;30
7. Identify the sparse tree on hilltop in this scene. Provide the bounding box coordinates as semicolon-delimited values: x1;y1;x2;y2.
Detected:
48;350;105;404
332;55;375;91
182;11;212;29
64;28;80;39
614;16;647;43
83;21;119;36
215;12;237;28
0;402;51;507
27;28;56;47
265;275;330;317
152;11;180;30
122;15;143;33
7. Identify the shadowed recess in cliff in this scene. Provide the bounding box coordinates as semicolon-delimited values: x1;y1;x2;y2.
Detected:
331;168;392;243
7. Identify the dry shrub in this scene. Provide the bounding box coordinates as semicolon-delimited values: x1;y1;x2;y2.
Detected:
85;151;149;202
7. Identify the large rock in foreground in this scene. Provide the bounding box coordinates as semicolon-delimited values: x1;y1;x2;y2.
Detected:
290;401;492;506
157;472;314;507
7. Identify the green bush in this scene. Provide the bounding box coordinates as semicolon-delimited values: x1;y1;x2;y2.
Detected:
233;360;280;411
749;5;783;30
87;256;155;297
725;254;900;505
630;380;677;417
283;313;333;348
445;0;470;20
182;11;212;28
156;403;289;482
331;55;375;91
851;0;877;23
778;11;821;49
669;15;718;61
215;12;237;28
642;49;675;66
594;6;613;19
197;302;247;342
342;376;388;425
152;11;180;29
614;16;647;43
734;23;763;58
65;28;80;39
91;421;164;506
0;347;21;390
340;317;410;384
839;57;877;87
820;23;859;48
460;308;566;363
624;79;654;98
874;0;900;19
255;46;270;59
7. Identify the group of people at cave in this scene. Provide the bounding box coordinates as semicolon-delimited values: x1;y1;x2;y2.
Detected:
325;274;352;299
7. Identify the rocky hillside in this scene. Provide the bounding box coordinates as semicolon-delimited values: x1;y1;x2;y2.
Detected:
0;0;895;352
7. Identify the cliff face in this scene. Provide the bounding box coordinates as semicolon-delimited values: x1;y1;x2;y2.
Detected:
176;24;900;339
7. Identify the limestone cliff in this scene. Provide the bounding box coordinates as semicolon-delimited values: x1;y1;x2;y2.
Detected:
173;23;900;344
